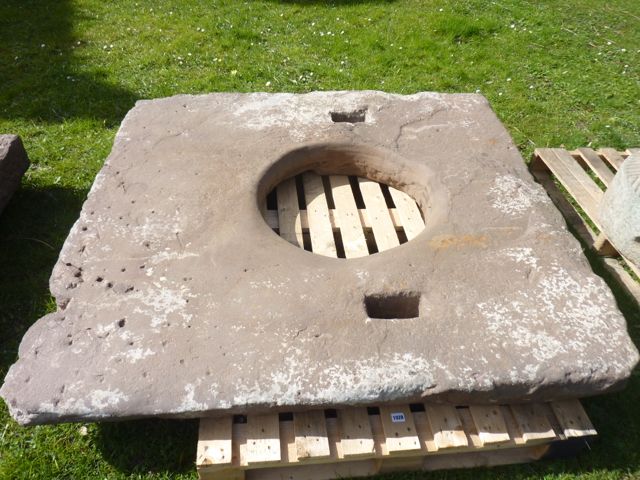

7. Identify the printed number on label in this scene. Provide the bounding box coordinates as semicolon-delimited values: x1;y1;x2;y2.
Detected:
390;412;406;423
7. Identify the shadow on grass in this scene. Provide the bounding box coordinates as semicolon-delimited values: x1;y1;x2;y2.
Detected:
0;0;136;126
0;185;197;475
95;418;199;475
0;185;86;379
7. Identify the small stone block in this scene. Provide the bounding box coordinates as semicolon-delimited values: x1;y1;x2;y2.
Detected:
0;134;30;213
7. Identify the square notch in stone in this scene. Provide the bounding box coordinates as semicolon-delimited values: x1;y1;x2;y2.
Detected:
364;292;421;319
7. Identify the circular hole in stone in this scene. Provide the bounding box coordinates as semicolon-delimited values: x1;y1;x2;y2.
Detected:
259;144;427;258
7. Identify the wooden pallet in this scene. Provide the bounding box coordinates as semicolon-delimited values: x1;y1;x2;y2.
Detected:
531;147;640;302
197;400;596;480
263;172;425;258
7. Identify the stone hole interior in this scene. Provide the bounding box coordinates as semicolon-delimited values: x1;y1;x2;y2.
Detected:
262;170;426;258
330;108;367;123
364;292;422;319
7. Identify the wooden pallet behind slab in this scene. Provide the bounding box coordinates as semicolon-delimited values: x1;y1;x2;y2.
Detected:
196;400;596;480
530;147;640;302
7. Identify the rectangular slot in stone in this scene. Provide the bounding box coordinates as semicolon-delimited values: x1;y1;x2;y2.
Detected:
330;108;367;123
364;292;421;319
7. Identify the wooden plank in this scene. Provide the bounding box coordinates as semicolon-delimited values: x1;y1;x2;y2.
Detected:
535;148;603;227
303;173;337;257
369;413;389;456
599;147;625;171
509;404;557;444
232;421;248;467
378;406;422;454
412;411;438;452
531;155;597;244
338;408;376;458
499;405;526;446
456;407;483;449
245;414;281;464
326;416;344;461
626;148;640;156
265;207;405;232
276;177;303;248
197;417;233;467
245;459;381;480
575;147;615;187
199;466;245;480
543;148;605;202
425;404;469;449
387;186;425;240
550;400;597;438
279;419;298;464
458;406;519;451
358;179;400;252
328;175;369;258
418;444;550;472
468;406;511;446
294;411;331;460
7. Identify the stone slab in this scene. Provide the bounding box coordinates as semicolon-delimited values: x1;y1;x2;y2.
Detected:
0;135;29;213
1;91;638;425
599;154;640;266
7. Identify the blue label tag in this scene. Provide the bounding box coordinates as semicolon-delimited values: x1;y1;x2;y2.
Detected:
391;412;406;423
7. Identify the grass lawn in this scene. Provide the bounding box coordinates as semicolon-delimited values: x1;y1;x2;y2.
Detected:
1;0;639;478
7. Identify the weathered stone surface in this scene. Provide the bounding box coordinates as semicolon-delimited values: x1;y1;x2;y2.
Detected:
1;92;638;425
599;154;640;266
0;135;29;213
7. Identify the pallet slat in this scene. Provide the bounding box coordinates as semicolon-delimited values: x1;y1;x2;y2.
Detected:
294;411;332;460
246;414;282;464
369;413;389;456
198;416;234;466
245;459;380;480
468;406;511;446
535;148;603;227
598;148;625;171
387;186;425;240
265;207;404;232
326;417;344;461
498;406;526;446
426;405;469;449
328;175;369;258
338;408;376;458
303;173;337;257
280;419;297;464
574;147;615;186
358;179;400;252
509;404;557;444
379;406;422;454
412;411;438;452
276;177;304;248
456;407;484;449
550;400;597;438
